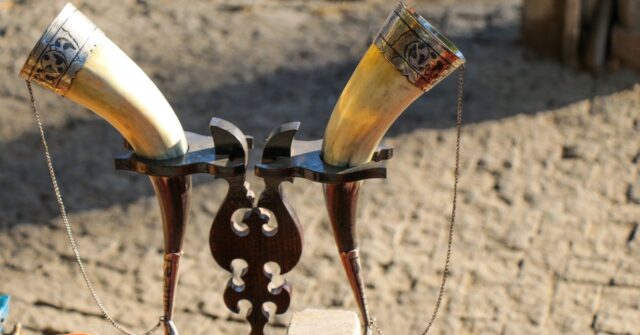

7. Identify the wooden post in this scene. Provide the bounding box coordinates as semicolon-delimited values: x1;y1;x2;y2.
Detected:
611;26;640;71
611;0;640;71
522;0;565;57
618;0;640;31
521;0;640;73
562;0;581;66
583;0;613;71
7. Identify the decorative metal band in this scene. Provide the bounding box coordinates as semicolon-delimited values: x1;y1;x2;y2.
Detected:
374;2;465;91
19;3;103;96
340;249;371;322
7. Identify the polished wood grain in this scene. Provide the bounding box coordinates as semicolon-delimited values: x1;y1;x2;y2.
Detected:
149;175;191;327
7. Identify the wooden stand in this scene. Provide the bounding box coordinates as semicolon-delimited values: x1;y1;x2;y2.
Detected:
612;0;640;71
117;118;393;335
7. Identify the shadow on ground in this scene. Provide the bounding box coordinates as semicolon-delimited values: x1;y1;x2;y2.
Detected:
1;24;637;227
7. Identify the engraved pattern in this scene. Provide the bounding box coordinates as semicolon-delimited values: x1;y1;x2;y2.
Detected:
403;40;436;71
374;3;464;91
20;4;101;95
32;33;80;88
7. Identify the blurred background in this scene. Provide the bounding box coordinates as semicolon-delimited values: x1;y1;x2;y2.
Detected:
0;0;638;334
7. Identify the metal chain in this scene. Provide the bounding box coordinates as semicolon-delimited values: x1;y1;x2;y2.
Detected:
26;81;163;335
368;64;465;335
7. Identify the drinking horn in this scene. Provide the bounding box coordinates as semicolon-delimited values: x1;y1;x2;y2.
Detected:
20;4;189;334
321;2;465;329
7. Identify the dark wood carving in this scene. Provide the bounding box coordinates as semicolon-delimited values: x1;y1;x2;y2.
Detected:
117;118;393;335
208;121;392;335
210;122;303;335
254;123;393;334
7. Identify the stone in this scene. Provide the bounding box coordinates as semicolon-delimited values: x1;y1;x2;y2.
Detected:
627;180;640;204
550;282;601;334
563;257;617;284
287;309;361;335
593;309;640;334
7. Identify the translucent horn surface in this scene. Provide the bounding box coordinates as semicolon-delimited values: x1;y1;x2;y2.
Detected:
321;2;465;167
20;3;187;160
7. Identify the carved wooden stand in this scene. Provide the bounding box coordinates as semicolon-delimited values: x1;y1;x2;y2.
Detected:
116;118;393;335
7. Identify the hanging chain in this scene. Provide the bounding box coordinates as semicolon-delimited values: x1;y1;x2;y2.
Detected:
369;65;465;335
26;81;163;335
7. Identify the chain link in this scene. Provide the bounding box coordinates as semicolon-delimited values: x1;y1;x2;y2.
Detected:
368;65;465;335
26;81;163;335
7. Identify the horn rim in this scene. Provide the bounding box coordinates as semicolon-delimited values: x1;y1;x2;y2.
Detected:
399;2;465;62
19;3;102;95
374;2;465;91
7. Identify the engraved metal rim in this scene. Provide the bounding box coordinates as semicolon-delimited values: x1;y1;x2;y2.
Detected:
19;3;78;80
19;3;102;96
397;2;465;63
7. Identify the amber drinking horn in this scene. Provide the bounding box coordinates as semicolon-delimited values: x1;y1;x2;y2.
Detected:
321;2;465;331
20;4;189;334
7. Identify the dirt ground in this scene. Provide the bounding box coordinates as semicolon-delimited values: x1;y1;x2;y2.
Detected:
0;0;639;334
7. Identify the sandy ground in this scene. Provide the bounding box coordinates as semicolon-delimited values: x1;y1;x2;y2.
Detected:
0;0;639;334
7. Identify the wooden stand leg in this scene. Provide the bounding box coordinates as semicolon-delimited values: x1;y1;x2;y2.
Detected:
324;182;371;332
149;176;191;335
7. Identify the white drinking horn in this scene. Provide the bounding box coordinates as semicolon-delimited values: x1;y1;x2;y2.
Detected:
21;4;190;334
321;2;465;330
21;3;187;160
